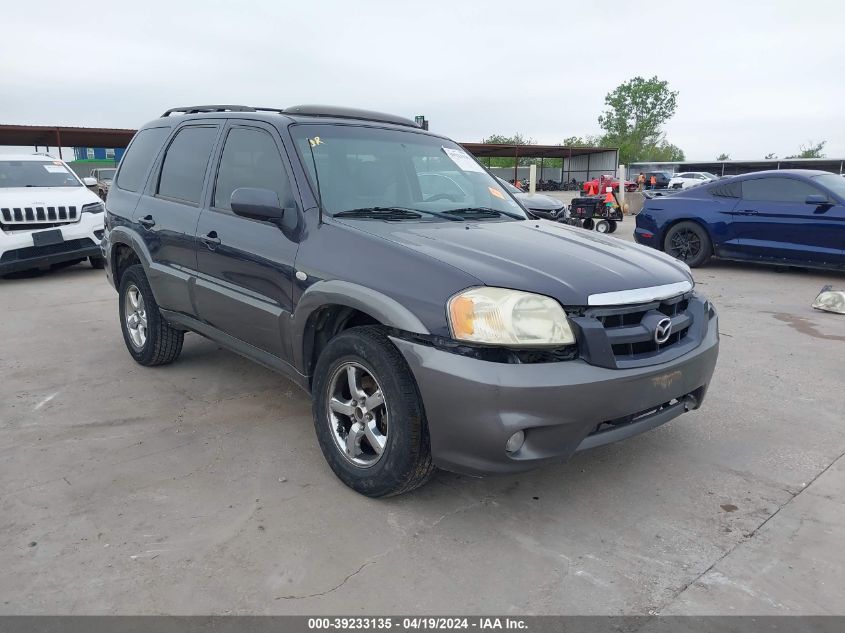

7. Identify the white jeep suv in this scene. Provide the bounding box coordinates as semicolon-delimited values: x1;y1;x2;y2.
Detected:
0;154;106;275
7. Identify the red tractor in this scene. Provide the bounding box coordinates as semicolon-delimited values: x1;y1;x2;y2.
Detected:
582;174;638;194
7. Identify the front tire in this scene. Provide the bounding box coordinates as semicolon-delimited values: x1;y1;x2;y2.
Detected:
90;255;106;269
312;326;435;497
664;221;712;268
582;218;595;230
118;264;184;366
595;219;610;233
608;220;618;233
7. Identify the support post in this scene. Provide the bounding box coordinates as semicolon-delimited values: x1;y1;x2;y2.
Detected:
618;164;626;211
529;164;537;194
55;128;63;161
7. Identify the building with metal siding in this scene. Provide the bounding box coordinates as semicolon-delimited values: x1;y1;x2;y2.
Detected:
72;147;125;162
630;158;845;177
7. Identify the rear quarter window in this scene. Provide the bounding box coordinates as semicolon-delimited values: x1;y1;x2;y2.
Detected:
115;127;170;192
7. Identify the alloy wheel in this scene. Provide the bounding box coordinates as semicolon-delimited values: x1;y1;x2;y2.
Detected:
124;284;148;349
669;229;702;262
326;362;388;468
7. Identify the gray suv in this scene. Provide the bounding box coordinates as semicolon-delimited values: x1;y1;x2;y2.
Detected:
102;105;719;497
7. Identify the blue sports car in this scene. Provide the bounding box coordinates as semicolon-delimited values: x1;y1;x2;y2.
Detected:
635;170;845;269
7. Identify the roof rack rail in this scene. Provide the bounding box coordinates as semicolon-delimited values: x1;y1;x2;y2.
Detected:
283;105;421;129
160;105;285;117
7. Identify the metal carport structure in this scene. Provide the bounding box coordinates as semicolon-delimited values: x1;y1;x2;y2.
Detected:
460;143;620;183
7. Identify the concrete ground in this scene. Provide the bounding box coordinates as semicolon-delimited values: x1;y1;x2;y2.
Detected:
1;222;844;615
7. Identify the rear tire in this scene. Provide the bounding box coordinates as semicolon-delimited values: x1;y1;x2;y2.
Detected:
595;220;610;233
118;264;184;366
608;220;618;233
663;221;712;268
312;326;435;497
582;218;595;230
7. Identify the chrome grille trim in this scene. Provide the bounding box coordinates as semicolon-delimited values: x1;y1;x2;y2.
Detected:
588;280;693;306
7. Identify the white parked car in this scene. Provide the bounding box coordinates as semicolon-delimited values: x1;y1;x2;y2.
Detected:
668;172;720;189
0;154;106;275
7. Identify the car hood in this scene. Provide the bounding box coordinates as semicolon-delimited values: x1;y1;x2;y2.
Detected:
0;186;101;207
338;218;693;306
513;192;564;211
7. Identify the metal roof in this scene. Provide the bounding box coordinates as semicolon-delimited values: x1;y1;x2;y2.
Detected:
0;124;136;149
461;143;617;159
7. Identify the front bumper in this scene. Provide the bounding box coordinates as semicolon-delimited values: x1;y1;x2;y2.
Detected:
391;312;719;476
0;213;104;275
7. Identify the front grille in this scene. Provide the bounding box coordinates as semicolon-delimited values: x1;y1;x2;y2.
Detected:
571;293;706;369
0;238;95;263
1;206;78;230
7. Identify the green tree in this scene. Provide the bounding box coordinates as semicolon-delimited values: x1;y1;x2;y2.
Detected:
644;142;685;162
561;135;604;148
716;153;730;161
597;76;680;163
765;153;777;160
480;133;537;167
785;140;826;159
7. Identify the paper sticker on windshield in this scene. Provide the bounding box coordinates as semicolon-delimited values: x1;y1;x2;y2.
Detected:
43;165;67;173
442;147;484;173
308;136;324;147
488;186;505;200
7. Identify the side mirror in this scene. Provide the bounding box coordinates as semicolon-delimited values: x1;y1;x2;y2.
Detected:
231;187;286;222
82;177;97;186
805;194;830;206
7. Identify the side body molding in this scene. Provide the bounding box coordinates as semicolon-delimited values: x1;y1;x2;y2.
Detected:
290;279;431;373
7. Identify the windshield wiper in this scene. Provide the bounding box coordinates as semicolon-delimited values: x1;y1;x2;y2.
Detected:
334;207;462;221
441;207;525;220
334;207;423;220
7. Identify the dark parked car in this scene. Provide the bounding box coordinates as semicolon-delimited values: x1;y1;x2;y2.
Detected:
642;171;672;189
635;170;845;269
495;176;566;219
102;104;719;497
90;167;117;200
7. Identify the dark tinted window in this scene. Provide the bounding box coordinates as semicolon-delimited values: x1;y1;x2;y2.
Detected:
742;177;821;203
116;127;169;192
157;126;218;204
710;180;741;198
213;127;291;211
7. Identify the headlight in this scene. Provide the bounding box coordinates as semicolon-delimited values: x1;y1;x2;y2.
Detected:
82;202;105;214
447;287;576;347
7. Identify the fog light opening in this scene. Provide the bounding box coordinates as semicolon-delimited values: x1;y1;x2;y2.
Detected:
505;430;525;453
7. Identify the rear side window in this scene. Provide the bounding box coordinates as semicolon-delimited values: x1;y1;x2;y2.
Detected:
213;127;292;211
157;126;218;204
742;177;820;203
116;127;170;192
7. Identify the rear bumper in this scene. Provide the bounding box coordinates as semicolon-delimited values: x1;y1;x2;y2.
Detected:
0;213;104;274
391;312;719;476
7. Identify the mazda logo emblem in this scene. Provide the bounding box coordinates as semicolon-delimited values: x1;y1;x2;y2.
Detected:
654;317;673;344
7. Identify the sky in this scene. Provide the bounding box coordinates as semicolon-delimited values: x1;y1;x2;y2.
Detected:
1;0;843;160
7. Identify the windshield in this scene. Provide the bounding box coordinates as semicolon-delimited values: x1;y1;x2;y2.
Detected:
702;172;719;180
0;160;81;188
291;124;527;221
812;173;845;200
99;169;116;181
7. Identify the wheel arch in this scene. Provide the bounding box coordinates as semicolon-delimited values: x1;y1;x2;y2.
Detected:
291;280;430;381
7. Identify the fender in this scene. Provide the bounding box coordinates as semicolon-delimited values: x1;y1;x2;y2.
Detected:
106;226;170;304
290;279;430;372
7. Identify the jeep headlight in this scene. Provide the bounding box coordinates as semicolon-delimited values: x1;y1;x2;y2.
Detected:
447;287;576;346
82;202;105;214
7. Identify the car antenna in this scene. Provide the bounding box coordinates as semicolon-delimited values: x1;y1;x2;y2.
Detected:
306;136;324;223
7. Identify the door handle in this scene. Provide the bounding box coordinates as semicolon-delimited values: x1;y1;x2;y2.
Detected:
200;231;221;249
138;215;156;228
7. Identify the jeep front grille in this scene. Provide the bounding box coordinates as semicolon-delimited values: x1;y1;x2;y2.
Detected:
1;206;78;230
